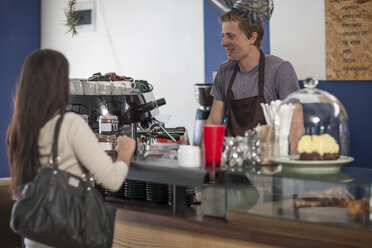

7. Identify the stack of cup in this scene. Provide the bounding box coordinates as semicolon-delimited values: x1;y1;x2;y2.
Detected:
97;82;112;95
70;78;85;95
82;81;97;95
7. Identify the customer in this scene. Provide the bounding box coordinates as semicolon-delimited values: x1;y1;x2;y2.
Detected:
206;11;300;136
6;49;136;248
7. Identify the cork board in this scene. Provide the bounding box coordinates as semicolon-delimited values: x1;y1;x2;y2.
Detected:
325;0;372;80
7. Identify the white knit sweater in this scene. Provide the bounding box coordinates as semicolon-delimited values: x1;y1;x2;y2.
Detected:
38;112;128;192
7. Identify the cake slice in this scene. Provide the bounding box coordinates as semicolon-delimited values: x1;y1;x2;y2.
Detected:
297;134;340;160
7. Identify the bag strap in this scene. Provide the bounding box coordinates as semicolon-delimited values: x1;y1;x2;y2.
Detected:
49;113;94;185
49;113;65;169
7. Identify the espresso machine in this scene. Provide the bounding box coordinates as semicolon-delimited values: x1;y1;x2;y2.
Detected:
67;78;190;203
67;91;182;155
193;84;214;145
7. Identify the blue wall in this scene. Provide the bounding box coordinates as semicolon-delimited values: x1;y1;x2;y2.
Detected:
0;0;41;177
204;1;372;169
316;81;372;168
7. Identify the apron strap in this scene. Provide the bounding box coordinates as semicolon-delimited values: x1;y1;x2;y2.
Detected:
227;64;239;95
258;49;265;96
227;51;265;100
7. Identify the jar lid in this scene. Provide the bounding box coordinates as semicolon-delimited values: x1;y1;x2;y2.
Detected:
98;115;118;121
178;145;200;151
97;134;116;141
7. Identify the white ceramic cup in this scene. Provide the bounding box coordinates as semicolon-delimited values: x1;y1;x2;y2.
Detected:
97;81;112;95
178;145;201;168
111;81;125;95
69;79;75;95
72;79;84;95
83;81;97;95
122;81;134;94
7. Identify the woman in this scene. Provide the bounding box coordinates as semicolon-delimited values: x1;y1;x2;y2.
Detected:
6;49;136;248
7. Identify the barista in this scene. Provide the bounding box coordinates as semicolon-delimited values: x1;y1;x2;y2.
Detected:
203;11;303;183
205;11;300;135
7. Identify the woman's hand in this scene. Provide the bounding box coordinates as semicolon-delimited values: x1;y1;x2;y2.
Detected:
116;135;136;166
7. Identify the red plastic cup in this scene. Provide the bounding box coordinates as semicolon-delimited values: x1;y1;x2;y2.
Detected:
203;124;225;169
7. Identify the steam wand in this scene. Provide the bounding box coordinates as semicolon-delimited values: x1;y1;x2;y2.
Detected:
139;118;177;143
156;122;177;142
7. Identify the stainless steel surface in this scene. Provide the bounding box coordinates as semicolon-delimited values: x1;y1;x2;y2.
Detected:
128;156;207;187
137;118;184;155
158;124;177;142
130;123;137;140
68;92;160;122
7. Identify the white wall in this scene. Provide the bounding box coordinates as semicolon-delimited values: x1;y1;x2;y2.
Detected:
41;0;204;140
270;0;326;80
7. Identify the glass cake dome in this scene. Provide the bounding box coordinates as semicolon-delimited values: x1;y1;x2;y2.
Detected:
273;78;349;158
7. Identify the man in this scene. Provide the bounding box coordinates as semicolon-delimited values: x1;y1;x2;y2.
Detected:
206;11;300;136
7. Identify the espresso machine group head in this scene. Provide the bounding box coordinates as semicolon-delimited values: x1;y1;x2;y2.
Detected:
67;92;165;139
67;91;186;156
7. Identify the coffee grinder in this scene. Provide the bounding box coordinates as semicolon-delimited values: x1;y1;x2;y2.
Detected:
193;84;213;145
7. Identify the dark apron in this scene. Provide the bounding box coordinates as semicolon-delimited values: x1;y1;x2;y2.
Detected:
226;49;267;136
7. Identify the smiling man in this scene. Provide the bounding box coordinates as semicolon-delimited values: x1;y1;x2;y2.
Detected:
206;11;299;136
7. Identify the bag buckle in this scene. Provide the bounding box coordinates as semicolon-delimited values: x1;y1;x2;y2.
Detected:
49;156;61;166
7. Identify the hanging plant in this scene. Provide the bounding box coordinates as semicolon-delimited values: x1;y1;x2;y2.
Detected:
65;0;79;36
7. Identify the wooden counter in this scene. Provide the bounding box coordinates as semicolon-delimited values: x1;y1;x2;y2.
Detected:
108;199;372;248
109;157;372;247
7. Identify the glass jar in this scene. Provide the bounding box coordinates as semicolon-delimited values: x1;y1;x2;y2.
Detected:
98;115;118;135
221;136;251;169
97;134;116;156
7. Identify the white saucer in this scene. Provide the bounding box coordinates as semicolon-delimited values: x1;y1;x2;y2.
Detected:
270;155;354;174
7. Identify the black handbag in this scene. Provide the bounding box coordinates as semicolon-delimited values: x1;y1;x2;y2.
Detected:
10;114;116;248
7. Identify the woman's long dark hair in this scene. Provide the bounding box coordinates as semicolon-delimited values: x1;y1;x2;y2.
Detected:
6;49;69;195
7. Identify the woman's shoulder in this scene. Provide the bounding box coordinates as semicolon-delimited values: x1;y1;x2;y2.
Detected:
60;113;94;144
40;112;85;130
64;112;85;121
38;113;81;146
63;112;88;129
